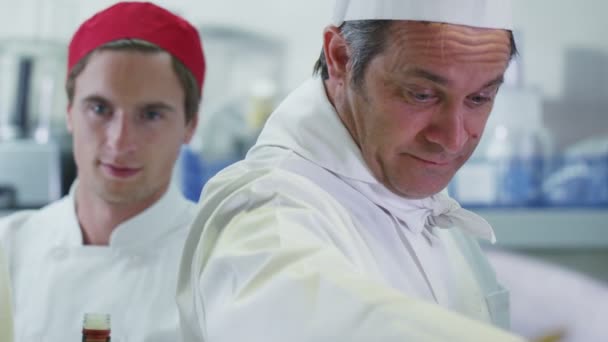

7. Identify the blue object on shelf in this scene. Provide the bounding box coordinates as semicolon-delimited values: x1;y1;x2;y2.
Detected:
178;146;240;202
449;155;546;208
450;153;608;209
542;154;608;207
179;146;205;202
495;157;544;206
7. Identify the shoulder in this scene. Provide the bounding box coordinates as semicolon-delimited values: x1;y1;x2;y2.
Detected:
0;197;72;245
0;210;36;240
204;152;347;220
189;152;363;260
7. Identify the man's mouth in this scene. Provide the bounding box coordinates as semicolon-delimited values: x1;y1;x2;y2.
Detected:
409;154;452;166
100;162;142;179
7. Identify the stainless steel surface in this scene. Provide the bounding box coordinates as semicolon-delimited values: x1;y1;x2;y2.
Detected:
0;139;61;208
0;209;16;218
0;39;75;197
0;185;15;209
0;39;67;142
478;208;608;249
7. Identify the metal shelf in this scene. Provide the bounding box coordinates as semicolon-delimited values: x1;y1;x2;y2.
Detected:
0;210;17;218
475;208;608;249
3;207;606;249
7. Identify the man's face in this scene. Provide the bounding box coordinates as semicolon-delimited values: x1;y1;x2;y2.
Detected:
67;50;197;205
337;22;511;199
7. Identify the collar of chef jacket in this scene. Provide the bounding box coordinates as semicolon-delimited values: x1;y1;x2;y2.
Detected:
252;77;496;243
64;180;193;252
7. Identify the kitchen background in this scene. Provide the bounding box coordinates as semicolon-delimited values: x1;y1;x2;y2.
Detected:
0;0;606;338
0;0;606;279
0;0;608;341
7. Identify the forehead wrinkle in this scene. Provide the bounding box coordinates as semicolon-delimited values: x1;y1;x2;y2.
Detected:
440;24;447;62
388;22;510;63
422;37;508;60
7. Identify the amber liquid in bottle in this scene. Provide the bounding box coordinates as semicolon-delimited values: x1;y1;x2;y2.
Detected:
82;313;111;342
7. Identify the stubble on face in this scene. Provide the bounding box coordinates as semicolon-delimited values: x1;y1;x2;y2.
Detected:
339;22;511;199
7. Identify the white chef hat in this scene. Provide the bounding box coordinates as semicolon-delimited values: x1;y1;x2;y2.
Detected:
332;0;513;30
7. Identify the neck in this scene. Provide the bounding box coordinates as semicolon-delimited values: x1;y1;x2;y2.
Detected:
323;78;360;152
74;183;168;246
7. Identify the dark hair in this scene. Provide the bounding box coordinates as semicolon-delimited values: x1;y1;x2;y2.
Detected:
65;39;200;123
313;20;519;86
313;20;393;87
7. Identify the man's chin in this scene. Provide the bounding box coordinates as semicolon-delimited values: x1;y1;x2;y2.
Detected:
391;179;450;199
97;184;144;205
100;191;141;205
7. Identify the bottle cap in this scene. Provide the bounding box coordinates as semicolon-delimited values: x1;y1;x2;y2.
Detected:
83;313;111;331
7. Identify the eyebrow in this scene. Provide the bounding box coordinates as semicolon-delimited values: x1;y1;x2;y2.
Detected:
81;94;109;105
141;102;177;113
403;67;505;89
80;95;176;112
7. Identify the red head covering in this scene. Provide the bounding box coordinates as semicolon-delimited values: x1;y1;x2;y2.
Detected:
68;2;205;93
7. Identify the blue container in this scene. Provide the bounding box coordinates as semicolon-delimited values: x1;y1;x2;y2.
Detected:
542;154;608;207
178;146;240;202
449;155;546;208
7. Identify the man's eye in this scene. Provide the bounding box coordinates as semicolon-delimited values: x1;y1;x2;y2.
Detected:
90;103;109;115
406;90;437;103
143;110;162;121
413;93;432;101
468;94;492;105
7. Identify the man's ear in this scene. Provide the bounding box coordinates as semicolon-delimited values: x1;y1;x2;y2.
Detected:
322;26;350;82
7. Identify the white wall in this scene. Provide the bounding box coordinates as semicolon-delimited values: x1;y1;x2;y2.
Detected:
0;0;606;97
512;0;608;98
0;0;332;92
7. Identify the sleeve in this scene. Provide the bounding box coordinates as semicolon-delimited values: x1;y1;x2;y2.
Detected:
179;175;526;342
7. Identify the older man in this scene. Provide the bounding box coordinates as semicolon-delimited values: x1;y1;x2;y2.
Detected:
178;0;524;340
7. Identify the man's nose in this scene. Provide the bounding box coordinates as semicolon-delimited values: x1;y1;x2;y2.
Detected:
424;103;468;154
106;111;137;153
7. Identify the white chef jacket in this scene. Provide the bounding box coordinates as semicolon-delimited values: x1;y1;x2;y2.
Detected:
177;77;524;341
0;181;197;342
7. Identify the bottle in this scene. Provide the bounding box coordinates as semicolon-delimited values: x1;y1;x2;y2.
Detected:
482;85;549;207
82;313;111;342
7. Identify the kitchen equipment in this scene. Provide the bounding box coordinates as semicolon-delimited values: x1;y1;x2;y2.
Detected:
0;39;68;142
0;185;16;209
542;136;608;207
194;25;286;161
450;85;554;207
0;139;61;209
0;39;74;204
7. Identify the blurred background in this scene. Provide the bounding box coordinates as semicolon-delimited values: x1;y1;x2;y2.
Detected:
0;0;606;340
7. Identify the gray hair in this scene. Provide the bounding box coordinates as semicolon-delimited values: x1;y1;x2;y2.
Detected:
313;20;519;87
313;20;393;87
